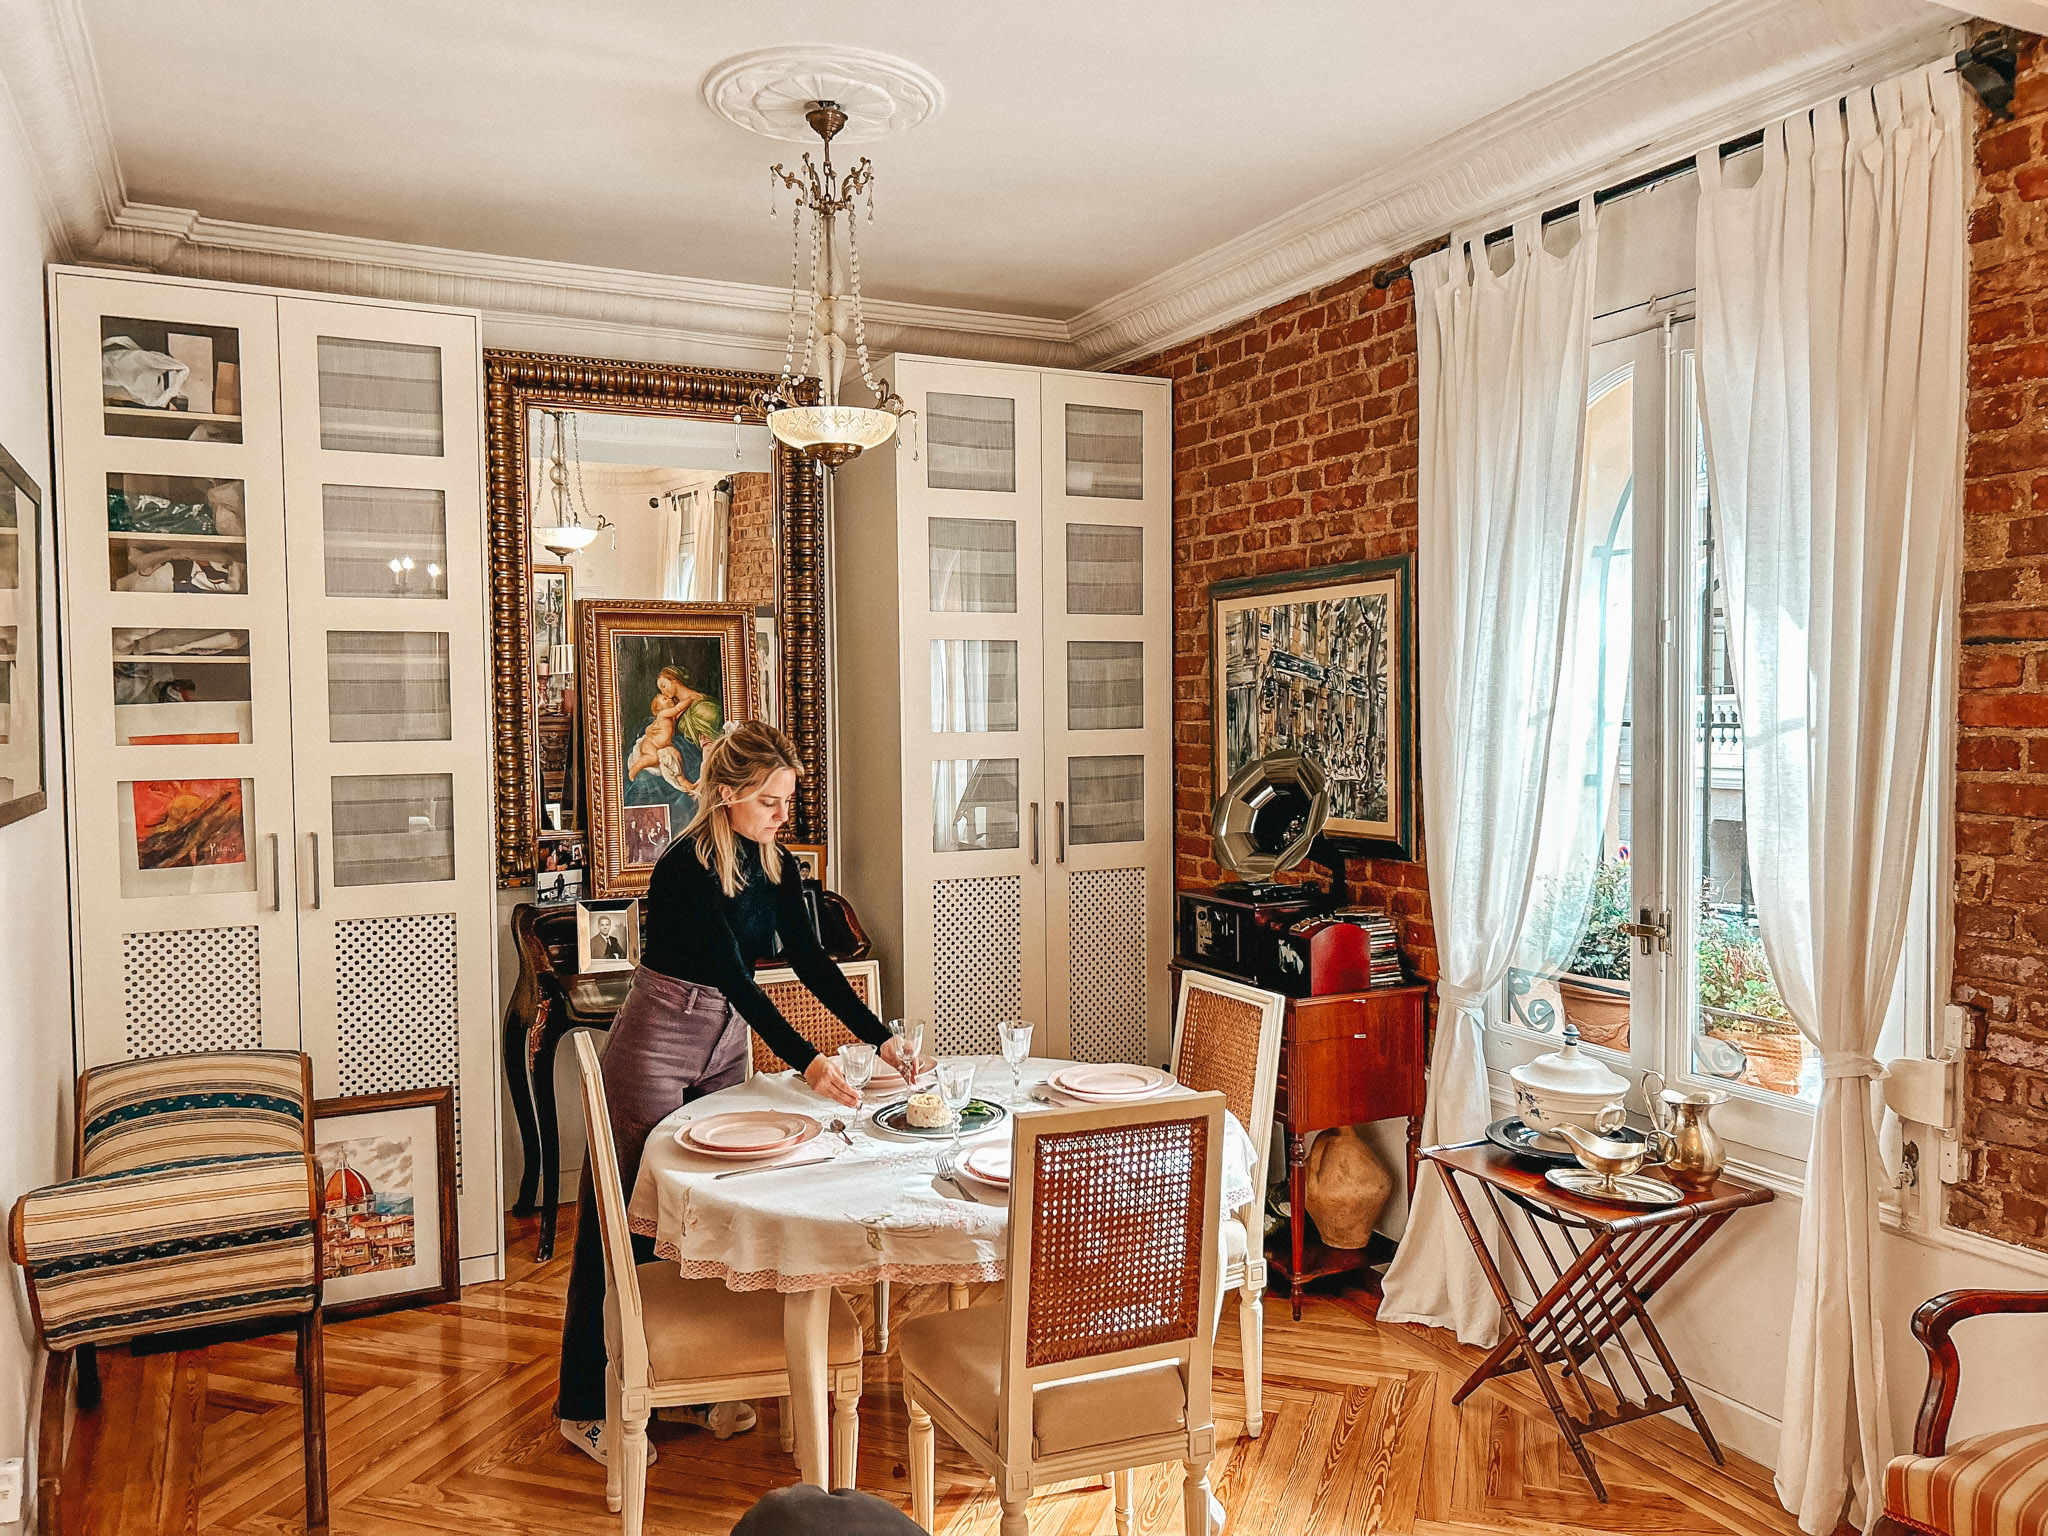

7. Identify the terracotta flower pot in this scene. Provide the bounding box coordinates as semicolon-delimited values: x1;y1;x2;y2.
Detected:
1707;1026;1806;1096
1557;976;1631;1051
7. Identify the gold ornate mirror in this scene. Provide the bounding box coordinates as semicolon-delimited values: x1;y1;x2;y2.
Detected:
485;351;825;886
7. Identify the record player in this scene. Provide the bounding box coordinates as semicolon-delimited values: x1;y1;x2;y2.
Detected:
1178;753;1331;986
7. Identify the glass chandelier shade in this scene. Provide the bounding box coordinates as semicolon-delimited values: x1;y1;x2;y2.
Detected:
531;409;611;558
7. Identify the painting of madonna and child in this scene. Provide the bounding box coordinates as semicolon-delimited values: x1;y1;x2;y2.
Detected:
578;600;755;898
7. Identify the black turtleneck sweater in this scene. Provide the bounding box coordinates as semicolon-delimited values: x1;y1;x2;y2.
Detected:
639;835;890;1072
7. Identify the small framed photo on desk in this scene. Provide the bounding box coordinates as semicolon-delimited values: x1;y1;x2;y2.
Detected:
577;897;639;973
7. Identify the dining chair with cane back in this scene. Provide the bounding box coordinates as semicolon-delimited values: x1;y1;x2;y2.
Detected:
1170;970;1285;1439
573;1034;865;1533
897;1092;1226;1536
9;1050;330;1535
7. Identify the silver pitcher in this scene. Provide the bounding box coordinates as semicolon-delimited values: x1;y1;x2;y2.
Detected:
1641;1071;1729;1191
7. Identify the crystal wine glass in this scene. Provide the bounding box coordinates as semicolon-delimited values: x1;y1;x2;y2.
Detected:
937;1059;978;1162
997;1019;1034;1104
887;1018;928;1084
838;1041;876;1099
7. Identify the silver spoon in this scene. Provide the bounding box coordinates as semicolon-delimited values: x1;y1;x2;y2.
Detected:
829;1118;854;1148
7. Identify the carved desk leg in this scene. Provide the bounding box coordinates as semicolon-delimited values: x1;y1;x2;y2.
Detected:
1289;1131;1311;1322
535;1020;570;1262
505;998;543;1217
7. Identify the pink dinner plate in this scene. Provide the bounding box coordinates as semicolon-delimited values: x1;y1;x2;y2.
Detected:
963;1144;1013;1186
679;1112;816;1158
1049;1064;1173;1102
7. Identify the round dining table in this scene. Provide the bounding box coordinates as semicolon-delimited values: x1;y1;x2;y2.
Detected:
626;1053;1257;1488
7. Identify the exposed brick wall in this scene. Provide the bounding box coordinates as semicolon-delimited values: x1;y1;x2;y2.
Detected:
1951;37;2048;1254
727;471;776;607
1131;268;1438;985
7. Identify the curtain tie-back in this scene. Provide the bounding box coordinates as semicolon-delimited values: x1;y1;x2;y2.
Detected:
1821;1052;1887;1081
1434;981;1492;1020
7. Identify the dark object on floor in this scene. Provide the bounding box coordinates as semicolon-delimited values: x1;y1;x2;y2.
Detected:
732;1485;924;1535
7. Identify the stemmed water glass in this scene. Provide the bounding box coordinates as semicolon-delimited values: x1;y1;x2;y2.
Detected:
887;1017;928;1085
937;1059;978;1164
837;1041;876;1100
997;1020;1034;1104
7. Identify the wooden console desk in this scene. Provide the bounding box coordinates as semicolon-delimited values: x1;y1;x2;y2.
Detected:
1177;963;1429;1317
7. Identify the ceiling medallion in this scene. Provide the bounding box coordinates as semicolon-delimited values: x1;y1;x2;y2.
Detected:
703;46;943;146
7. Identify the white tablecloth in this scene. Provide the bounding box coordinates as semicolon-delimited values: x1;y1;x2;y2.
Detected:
627;1055;1256;1293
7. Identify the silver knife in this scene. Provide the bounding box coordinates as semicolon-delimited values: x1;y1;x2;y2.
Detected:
713;1155;838;1180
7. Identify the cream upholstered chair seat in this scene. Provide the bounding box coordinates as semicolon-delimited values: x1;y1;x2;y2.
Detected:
574;1034;865;1534
899;1092;1226;1536
896;1304;1190;1459
635;1264;863;1382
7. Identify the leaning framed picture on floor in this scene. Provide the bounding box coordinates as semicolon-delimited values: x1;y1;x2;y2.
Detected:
313;1087;460;1323
1209;556;1416;859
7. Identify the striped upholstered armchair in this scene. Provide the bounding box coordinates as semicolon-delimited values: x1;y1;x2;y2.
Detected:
7;1050;329;1534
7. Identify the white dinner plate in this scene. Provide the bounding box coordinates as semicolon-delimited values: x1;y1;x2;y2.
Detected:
676;1114;821;1161
963;1144;1012;1186
1049;1064;1173;1102
685;1111;812;1152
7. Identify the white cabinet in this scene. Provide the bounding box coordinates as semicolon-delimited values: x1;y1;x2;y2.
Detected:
837;356;1172;1065
51;268;500;1269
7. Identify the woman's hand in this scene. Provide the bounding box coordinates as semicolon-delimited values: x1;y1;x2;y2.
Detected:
879;1038;923;1084
803;1054;861;1108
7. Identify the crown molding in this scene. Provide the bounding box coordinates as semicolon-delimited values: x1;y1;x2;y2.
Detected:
1;0;1970;373
1067;0;1968;367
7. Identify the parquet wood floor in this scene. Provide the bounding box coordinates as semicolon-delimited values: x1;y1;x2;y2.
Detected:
50;1208;1805;1536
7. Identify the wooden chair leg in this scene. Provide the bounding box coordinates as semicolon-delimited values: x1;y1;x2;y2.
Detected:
620;1413;650;1536
73;1345;99;1414
1113;1467;1135;1536
1181;1457;1214;1536
605;1365;625;1512
907;1393;935;1529
779;1395;796;1455
36;1350;71;1536
948;1283;969;1310
297;1312;330;1535
873;1280;891;1353
998;1495;1029;1536
830;1374;860;1490
1240;1281;1265;1439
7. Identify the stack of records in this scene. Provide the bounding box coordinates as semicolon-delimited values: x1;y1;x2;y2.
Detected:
1334;906;1406;987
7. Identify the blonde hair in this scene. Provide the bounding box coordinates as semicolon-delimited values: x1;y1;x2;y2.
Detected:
679;721;803;897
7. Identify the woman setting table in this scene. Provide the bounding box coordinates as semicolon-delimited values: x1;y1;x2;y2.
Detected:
555;721;921;1467
627;1052;1259;1488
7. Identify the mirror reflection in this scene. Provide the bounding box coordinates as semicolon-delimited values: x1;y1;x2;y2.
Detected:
525;406;778;832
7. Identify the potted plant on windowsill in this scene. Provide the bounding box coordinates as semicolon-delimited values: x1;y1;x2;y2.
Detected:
1696;913;1805;1095
1551;859;1632;1049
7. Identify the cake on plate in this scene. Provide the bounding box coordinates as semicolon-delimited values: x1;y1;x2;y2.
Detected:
906;1091;950;1128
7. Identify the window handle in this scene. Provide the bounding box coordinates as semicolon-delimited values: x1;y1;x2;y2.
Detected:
1620;907;1670;955
305;832;322;911
1056;801;1067;865
1028;802;1040;866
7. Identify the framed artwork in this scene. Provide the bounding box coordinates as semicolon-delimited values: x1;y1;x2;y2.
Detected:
786;841;827;886
313;1087;459;1324
578;600;754;896
535;867;584;906
577;897;640;972
533;563;574;714
537;832;585;872
0;440;46;829
116;776;258;898
1209;557;1415;858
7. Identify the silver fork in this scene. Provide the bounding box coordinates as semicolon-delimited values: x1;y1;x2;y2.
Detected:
935;1148;966;1198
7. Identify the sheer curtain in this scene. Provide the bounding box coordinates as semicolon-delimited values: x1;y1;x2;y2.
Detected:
690;482;731;600
1377;204;1599;1345
1694;64;1963;1534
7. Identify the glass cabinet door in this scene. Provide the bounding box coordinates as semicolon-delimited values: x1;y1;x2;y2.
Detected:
1037;371;1173;1065
895;359;1049;1053
275;297;497;1253
52;272;303;1066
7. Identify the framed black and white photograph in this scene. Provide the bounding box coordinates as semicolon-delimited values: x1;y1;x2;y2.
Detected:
536;866;584;906
313;1087;459;1324
1210;556;1415;858
577;897;640;972
786;841;827;886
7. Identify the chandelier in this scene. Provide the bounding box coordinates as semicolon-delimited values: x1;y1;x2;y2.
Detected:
763;100;908;467
532;408;613;559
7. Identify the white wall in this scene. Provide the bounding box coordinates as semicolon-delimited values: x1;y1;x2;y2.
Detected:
0;86;73;1527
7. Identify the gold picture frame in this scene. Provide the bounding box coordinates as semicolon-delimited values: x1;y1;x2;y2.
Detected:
578;600;755;897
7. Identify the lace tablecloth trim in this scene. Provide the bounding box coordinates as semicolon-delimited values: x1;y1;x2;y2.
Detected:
653;1245;1006;1293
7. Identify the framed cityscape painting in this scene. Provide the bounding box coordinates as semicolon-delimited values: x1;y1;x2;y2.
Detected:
577;600;754;896
313;1087;459;1323
1209;556;1415;858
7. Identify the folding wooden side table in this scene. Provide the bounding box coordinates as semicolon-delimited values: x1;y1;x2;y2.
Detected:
1425;1139;1773;1500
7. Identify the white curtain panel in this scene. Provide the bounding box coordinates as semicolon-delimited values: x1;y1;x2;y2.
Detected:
1377;204;1599;1346
690;482;732;601
659;492;688;601
1694;64;1963;1535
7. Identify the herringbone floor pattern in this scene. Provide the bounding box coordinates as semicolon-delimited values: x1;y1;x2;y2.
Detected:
52;1209;1804;1536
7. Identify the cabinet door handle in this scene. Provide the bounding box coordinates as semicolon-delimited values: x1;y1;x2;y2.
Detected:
1055;801;1067;865
306;832;322;911
1352;1033;1373;1040
1028;802;1040;865
267;833;281;913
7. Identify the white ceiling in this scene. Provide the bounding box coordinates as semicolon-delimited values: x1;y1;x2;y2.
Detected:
78;0;1725;321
